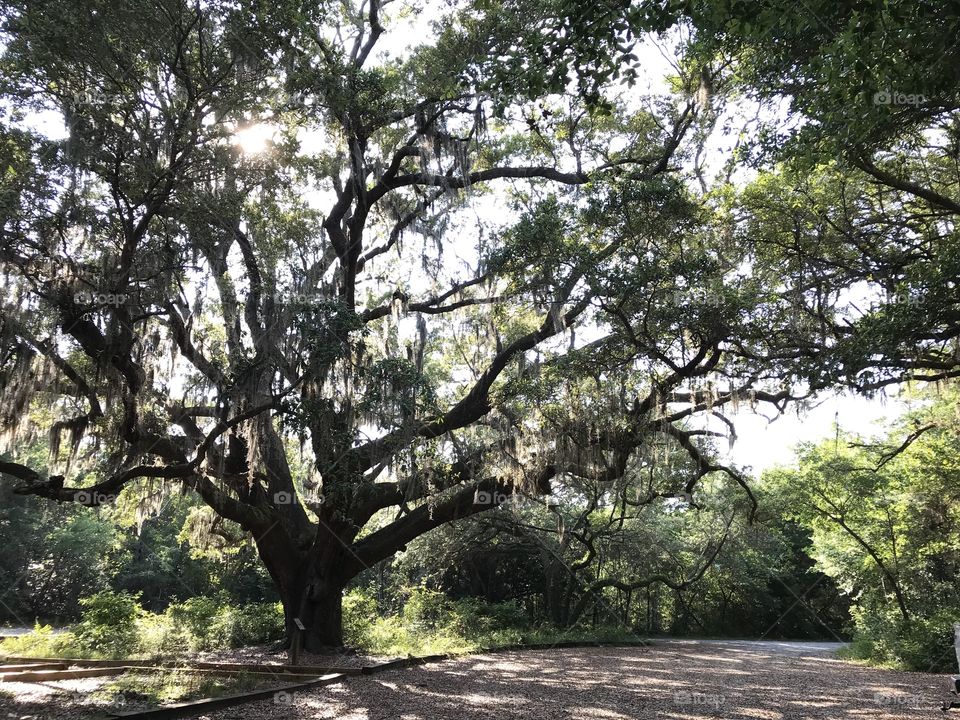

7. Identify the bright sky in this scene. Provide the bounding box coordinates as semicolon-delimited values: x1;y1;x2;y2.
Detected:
724;391;907;474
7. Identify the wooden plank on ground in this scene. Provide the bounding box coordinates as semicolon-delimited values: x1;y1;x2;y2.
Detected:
120;666;340;682
107;672;345;720
361;657;411;674
185;660;363;675
0;666;128;682
4;657;158;668
0;662;69;672
3;656;363;675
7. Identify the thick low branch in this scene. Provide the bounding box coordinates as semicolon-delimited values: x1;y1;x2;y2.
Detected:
361;275;490;322
357;292;591;469
368;166;589;206
349;476;513;570
5;394;285;506
852;156;960;215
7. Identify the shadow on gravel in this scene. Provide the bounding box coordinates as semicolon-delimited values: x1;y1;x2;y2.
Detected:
309;642;944;719
14;641;946;720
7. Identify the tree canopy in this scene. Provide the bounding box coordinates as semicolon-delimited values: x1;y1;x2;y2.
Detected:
0;0;957;652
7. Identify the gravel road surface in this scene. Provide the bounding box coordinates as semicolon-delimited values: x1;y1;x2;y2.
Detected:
193;640;951;720
0;640;951;719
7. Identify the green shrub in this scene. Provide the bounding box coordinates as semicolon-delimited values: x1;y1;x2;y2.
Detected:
365;615;411;654
339;586;633;657
135;611;179;658
3;597;284;659
166;595;223;651
165;596;283;650
229;602;285;646
896;611;958;672
401;586;452;634
0;623;81;658
74;591;142;657
845;603;960;672
343;588;379;648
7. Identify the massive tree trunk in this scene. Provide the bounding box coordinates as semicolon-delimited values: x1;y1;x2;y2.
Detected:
261;543;349;652
289;579;345;650
251;508;353;652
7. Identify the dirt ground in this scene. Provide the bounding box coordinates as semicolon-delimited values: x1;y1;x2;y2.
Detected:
0;640;953;719
199;640;952;720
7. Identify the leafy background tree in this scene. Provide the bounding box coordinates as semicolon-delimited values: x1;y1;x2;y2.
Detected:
766;388;960;670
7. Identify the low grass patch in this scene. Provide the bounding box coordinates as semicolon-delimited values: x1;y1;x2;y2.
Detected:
94;670;265;706
0;624;82;659
344;587;641;657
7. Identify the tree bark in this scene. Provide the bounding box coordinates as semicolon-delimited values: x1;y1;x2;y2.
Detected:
251;517;350;652
272;560;348;652
294;586;344;650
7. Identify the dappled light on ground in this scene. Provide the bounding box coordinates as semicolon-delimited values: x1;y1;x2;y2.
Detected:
195;641;946;720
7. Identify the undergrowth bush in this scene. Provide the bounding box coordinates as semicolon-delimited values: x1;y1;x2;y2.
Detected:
0;623;80;658
163;595;284;651
843;603;960;672
73;591;142;657
2;587;632;660
1;593;284;659
341;585;635;656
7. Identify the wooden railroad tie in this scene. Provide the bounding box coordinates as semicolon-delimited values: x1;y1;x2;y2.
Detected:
0;664;356;683
1;656;364;676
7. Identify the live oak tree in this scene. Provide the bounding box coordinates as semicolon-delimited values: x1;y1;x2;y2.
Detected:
0;0;808;649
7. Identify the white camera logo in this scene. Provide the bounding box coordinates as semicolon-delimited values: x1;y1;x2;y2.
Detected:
872;89;926;107
74;291;129;306
73;490;115;505
273;690;294;706
473;490;511;506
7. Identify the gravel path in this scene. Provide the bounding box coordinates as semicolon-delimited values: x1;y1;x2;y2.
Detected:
197;640;950;720
0;641;952;719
